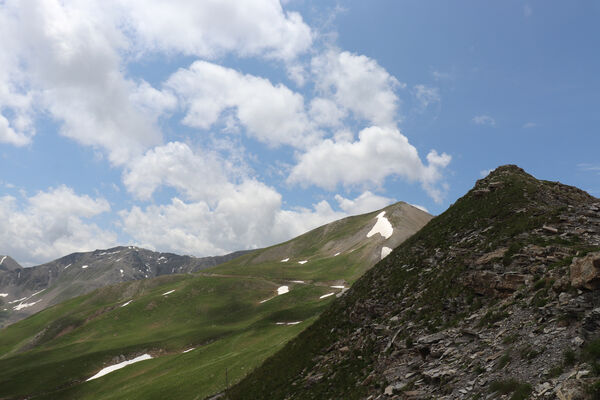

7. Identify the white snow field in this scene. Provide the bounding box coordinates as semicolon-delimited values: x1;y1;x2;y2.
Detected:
0;256;6;265
298;260;308;264
367;211;393;239
86;354;153;381
319;292;335;299
381;246;393;259
81;265;88;269
281;258;289;262
121;300;132;307
277;286;289;295
162;290;176;296
0;293;7;297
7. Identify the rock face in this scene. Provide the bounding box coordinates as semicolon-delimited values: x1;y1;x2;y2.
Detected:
227;165;600;400
570;252;600;289
0;246;250;327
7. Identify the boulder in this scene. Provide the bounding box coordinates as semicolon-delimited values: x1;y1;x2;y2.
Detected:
570;252;600;290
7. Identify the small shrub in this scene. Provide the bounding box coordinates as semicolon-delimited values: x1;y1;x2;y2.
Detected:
489;379;532;400
497;351;512;369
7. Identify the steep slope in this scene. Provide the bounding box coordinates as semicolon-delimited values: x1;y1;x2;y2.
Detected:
212;201;431;284
0;246;249;327
0;201;430;400
227;165;600;400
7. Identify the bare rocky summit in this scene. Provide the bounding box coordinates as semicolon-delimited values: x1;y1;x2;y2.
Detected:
226;165;600;400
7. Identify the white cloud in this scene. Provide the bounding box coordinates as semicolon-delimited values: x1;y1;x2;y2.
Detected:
0;0;312;161
334;191;394;215
413;84;441;110
522;122;537;129
288;126;451;202
309;97;348;128
166;61;317;148
472;115;496;126
120;0;312;60
120;183;377;256
311;49;402;126
0;186;116;266
480;169;493;178
123;142;238;203
524;4;533;17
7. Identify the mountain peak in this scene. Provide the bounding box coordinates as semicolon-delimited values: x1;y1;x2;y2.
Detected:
227;166;600;400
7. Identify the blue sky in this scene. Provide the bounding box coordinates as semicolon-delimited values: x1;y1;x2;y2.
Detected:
0;0;598;266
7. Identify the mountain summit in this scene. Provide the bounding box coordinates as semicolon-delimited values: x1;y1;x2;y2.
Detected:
227;165;600;399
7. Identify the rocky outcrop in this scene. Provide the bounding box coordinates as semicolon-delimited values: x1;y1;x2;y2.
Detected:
570;252;600;290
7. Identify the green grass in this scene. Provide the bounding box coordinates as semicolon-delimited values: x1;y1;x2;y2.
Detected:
489;379;532;400
0;272;336;399
0;203;420;399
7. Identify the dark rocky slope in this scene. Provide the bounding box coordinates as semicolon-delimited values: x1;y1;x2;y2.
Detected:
0;246;249;327
226;165;600;400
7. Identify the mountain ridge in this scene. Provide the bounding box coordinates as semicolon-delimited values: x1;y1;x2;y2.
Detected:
226;165;600;399
0;246;252;327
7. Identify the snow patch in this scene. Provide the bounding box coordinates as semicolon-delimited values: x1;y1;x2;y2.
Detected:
276;321;302;326
0;256;6;265
64;263;71;269
319;293;335;299
13;300;40;311
121;300;132;307
8;297;26;304
183;348;195;353
277;286;289;295
330;285;345;289
298;260;308;265
333;252;340;257
0;293;8;297
86;354;153;381
367;211;393;239
120;269;124;275
381;246;393;259
291;280;305;284
259;298;270;304
281;258;289;262
81;265;88;269
162;290;175;296
29;289;45;298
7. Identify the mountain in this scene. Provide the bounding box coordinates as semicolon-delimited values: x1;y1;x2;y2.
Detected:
0;255;22;272
227;165;600;400
0;246;250;328
0;201;430;400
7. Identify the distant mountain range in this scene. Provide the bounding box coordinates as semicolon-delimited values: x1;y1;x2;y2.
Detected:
0;201;431;400
0;246;250;327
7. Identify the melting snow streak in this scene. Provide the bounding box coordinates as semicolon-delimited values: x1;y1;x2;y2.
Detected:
86;354;153;381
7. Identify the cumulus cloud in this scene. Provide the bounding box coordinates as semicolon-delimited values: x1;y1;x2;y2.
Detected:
288;126;451;202
123;141;238;203
472;115;496;126
334;191;394;215
120;0;312;60
167;61;317;148
311;49;403;126
120;183;383;256
0;186;116;266
0;0;312;162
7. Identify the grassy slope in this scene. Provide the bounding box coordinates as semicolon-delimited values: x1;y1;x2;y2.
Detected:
0;202;427;399
226;165;599;399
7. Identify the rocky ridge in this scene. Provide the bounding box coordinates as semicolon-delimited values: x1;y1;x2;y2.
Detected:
0;246;249;327
226;165;600;400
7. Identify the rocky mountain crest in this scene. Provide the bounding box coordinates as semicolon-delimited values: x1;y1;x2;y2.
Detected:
226;165;600;400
